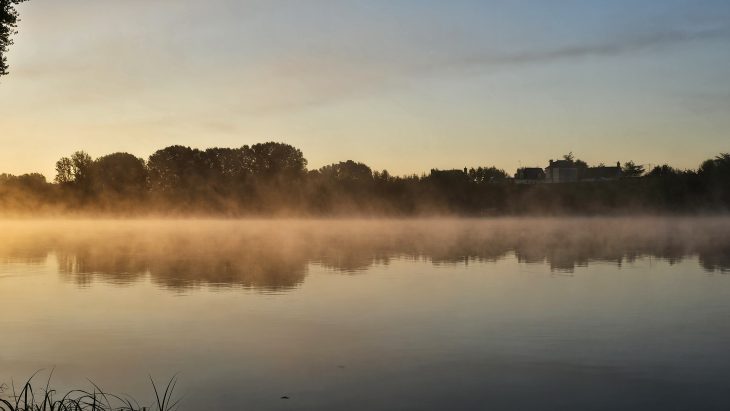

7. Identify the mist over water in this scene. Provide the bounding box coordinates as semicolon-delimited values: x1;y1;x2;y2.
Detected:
1;218;729;288
1;218;730;410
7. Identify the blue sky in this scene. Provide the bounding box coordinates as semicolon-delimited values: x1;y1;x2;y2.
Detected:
1;0;729;177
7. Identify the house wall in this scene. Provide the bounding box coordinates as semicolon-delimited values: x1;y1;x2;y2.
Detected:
547;167;578;183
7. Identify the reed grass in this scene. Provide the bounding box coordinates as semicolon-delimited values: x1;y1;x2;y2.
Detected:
0;371;180;411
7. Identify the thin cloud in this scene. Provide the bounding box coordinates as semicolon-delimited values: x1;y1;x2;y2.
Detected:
244;26;730;113
456;27;730;68
5;22;729;117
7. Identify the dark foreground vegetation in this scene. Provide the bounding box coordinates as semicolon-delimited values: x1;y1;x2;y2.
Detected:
0;373;179;411
1;143;729;215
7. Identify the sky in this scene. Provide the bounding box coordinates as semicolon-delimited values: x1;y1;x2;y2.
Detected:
1;0;729;179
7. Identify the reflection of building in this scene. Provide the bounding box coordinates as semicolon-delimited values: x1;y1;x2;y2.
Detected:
514;168;545;184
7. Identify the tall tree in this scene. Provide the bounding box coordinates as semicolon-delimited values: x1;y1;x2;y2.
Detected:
55;151;93;186
319;160;373;185
622;161;646;177
202;147;252;182
698;153;730;204
147;145;203;193
55;151;94;198
1;0;27;77
244;142;307;181
93;152;148;196
560;152;588;169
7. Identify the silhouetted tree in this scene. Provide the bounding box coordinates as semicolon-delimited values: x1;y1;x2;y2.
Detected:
1;0;27;76
699;153;730;179
647;164;681;178
319;160;373;184
698;153;730;205
559;152;587;169
93;152;148;197
0;172;47;189
374;169;392;182
622;161;645;177
245;142;307;181
202;147;251;182
0;172;52;211
468;166;509;184
147;145;203;194
55;151;94;193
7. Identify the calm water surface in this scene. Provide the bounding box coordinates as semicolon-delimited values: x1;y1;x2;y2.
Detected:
1;218;730;410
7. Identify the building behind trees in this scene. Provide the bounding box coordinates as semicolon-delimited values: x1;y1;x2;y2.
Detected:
0;144;729;215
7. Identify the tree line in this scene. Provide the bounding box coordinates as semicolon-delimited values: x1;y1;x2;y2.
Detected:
1;142;729;215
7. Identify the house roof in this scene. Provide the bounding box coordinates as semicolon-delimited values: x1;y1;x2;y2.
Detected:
547;160;575;169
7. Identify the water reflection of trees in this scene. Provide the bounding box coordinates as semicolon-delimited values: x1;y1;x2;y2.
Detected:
0;219;728;291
